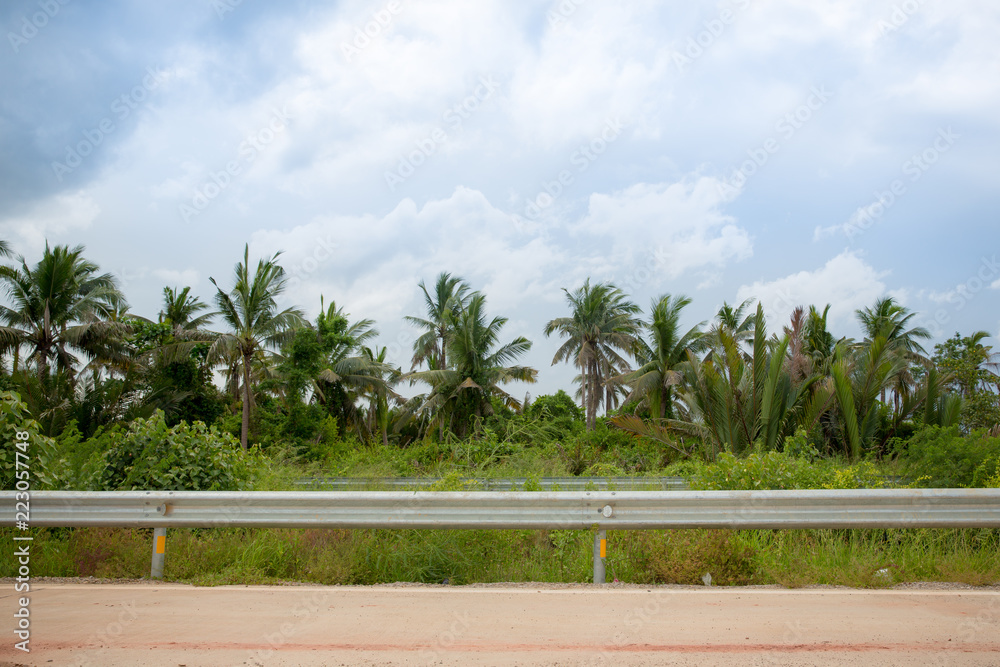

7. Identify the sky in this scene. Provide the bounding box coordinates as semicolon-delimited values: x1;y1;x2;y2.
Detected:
2;0;999;401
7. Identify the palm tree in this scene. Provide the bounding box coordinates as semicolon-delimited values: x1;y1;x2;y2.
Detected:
707;298;756;350
359;345;400;447
803;304;838;369
783;306;812;384
407;292;536;438
674;304;818;456
856;296;930;356
209;245;306;449
544;279;640;430
0;243;128;382
404;272;471;371
614;294;705;420
856;296;931;410
159;286;213;332
311;298;399;440
830;335;907;459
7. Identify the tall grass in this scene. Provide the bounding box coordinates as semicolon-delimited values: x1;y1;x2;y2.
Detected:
3;526;997;587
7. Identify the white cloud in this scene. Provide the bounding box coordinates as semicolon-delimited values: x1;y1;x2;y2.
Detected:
577;177;753;277
0;190;101;255
736;250;888;331
152;268;201;288
248;186;567;322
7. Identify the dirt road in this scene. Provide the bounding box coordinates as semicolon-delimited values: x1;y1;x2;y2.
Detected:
2;582;999;666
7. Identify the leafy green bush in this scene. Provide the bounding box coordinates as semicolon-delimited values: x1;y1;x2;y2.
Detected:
523;390;584;441
43;421;112;489
0;390;58;490
894;425;1000;487
782;427;821;461
972;455;1000;488
525;390;583;422
97;411;252;490
690;451;889;490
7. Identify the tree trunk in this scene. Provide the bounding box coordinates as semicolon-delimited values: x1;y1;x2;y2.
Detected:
587;359;600;431
380;396;389;448
241;354;252;451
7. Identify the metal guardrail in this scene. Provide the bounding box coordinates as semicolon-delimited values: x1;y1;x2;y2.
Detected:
293;476;690;491
8;489;1000;529
6;489;1000;582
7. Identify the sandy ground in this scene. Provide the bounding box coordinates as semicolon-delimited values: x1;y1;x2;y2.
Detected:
1;581;999;666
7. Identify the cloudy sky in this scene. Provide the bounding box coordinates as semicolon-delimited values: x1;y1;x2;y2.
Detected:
2;0;999;399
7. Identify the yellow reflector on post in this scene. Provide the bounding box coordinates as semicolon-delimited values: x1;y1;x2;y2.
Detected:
156;535;166;554
600;538;606;558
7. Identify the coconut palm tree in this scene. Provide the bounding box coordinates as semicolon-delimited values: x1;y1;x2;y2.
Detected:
358;345;400;447
159;286;214;332
209;245;306;449
311;298;399;440
544;279;640;430
706;298;756;352
803;304;838;370
856;296;931;410
613;294;705;420
407;292;536;438
856;296;930;356
0;243;128;382
404;272;471;371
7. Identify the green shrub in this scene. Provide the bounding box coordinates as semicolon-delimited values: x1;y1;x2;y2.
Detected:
971;455;1000;488
782;427;821;461
894;425;1000;488
43;421;114;489
0;390;58;490
641;530;759;585
525;390;583;422
691;451;889;490
97;411;252;490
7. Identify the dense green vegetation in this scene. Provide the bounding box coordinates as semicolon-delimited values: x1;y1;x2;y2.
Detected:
1;240;998;586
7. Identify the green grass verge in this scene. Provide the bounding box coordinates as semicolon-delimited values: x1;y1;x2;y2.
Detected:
4;526;997;588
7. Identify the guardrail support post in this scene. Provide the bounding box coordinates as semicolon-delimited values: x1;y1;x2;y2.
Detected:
593;529;606;584
150;527;166;579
